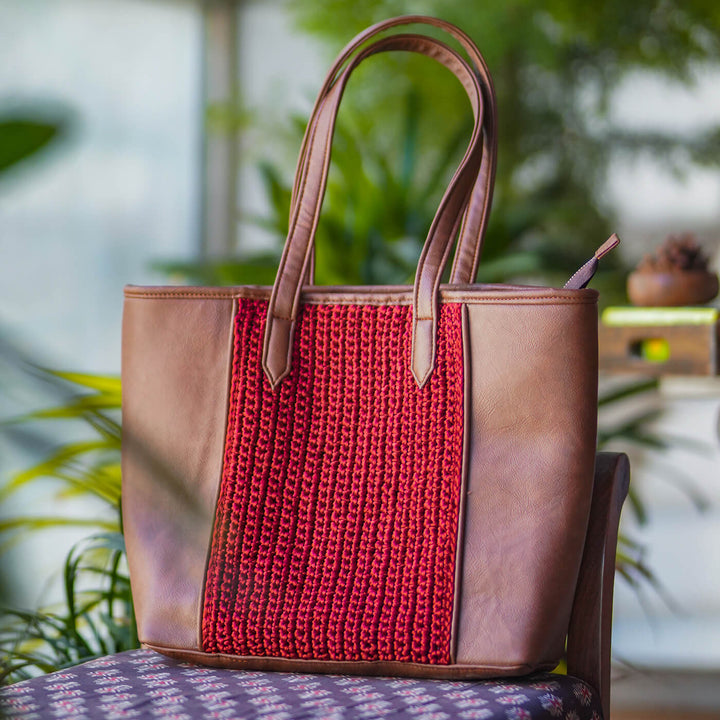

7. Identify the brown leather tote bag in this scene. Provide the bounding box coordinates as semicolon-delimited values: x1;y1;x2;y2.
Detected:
121;15;617;678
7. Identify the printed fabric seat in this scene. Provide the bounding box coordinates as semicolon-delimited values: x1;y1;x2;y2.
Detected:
1;648;602;720
0;453;628;720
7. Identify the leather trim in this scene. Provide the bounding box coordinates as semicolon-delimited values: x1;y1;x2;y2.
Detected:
122;296;235;652
261;315;295;390
142;643;555;680
411;316;435;387
450;304;472;664
125;284;599;306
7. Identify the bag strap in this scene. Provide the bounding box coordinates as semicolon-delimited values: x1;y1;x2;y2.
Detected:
292;34;488;287
263;32;485;389
291;15;497;285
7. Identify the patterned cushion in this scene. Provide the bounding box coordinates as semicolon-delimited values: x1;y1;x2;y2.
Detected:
0;649;603;719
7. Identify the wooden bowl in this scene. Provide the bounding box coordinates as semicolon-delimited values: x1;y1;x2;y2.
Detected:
627;269;719;307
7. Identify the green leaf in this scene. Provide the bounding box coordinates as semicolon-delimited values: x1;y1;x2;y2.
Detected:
9;395;121;421
0;119;62;173
152;256;280;286
0;517;117;555
598;378;660;406
0;440;118;501
44;371;121;396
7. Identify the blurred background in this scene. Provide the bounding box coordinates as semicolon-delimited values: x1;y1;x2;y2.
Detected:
1;0;720;715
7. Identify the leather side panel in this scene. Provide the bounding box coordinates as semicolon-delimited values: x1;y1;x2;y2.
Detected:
121;296;235;651
457;301;598;667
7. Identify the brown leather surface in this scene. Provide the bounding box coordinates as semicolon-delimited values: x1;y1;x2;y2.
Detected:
143;643;553;680
411;317;436;387
123;287;600;673
121;296;235;651
456;301;598;667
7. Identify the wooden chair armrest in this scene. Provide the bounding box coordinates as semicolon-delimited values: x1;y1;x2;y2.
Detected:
567;451;630;720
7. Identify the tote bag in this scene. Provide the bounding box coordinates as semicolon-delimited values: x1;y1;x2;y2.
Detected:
122;15;617;678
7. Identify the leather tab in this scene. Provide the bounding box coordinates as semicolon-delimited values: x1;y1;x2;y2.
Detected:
262;316;295;389
412;317;436;388
594;232;620;260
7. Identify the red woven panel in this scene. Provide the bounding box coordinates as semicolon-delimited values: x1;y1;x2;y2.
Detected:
202;299;464;664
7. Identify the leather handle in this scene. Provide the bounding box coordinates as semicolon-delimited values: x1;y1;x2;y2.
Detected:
262;33;485;388
291;15;497;286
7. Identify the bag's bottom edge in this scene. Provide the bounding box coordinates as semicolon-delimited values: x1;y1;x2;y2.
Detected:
142;642;555;680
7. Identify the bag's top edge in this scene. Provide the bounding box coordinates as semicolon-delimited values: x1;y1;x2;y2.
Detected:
124;284;598;305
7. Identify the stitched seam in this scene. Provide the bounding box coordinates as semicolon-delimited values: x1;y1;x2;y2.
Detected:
125;291;242;299
125;290;595;305
144;641;546;672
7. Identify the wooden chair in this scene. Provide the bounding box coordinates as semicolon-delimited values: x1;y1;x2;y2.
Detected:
0;453;629;720
568;451;630;718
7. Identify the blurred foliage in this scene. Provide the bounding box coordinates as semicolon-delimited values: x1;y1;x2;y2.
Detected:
0;368;134;684
0;109;136;682
287;0;720;267
0;102;74;612
598;376;713;520
175;1;720;303
1;530;134;684
0;370;122;530
597;374;715;604
0;119;61;173
0;104;73;177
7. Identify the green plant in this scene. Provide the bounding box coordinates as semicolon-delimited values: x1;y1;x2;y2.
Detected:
285;1;720;281
1;531;134;684
0;117;63;174
0;104;134;683
159;94;478;286
169;3;720;300
270;5;720;293
159;91;588;290
597;375;713;610
0;368;135;684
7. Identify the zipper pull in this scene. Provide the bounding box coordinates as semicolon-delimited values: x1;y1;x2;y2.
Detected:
564;233;620;289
